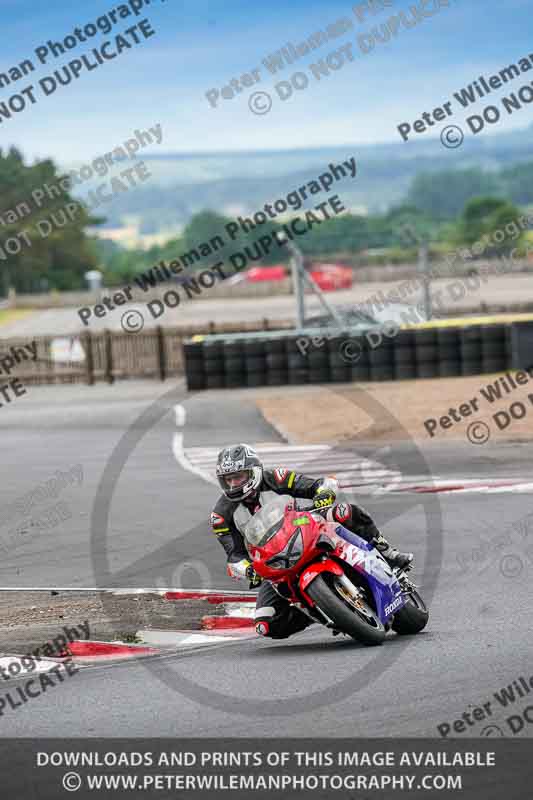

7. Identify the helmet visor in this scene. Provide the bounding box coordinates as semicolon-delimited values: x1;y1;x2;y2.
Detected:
220;469;252;493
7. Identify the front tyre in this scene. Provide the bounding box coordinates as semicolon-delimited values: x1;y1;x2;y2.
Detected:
306;573;386;646
392;589;429;635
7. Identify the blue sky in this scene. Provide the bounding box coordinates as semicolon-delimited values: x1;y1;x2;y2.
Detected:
1;0;533;164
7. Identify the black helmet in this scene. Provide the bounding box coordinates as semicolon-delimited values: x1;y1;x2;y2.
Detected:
216;444;263;502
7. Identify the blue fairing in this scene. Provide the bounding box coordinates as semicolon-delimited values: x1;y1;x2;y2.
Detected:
335;525;374;550
335;525;406;622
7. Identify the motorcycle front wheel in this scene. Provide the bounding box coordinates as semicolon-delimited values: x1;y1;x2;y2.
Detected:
306;573;386;646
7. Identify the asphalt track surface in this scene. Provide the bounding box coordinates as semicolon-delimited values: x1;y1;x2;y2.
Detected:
0;381;532;742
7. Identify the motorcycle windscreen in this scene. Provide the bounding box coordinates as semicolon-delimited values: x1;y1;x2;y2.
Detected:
242;495;292;547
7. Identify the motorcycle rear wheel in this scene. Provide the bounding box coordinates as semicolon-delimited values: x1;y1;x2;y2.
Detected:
306;573;386;646
391;588;429;635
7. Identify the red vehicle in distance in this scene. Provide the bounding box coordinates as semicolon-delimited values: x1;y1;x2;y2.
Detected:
246;265;287;282
242;263;353;292
309;263;353;291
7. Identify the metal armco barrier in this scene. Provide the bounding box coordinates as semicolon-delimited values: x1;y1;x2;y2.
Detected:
184;322;517;390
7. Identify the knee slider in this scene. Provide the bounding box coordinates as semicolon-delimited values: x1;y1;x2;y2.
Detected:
255;620;271;637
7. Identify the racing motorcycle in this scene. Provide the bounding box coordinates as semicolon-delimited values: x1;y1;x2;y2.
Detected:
243;497;428;645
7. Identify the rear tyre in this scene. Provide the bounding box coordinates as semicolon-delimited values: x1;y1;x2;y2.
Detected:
306;574;386;645
391;589;429;635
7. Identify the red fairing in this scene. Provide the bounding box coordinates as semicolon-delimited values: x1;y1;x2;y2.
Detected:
247;508;329;584
246;505;349;608
298;559;344;605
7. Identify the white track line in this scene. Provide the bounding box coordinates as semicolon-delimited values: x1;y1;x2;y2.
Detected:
174;404;186;427
172;404;217;486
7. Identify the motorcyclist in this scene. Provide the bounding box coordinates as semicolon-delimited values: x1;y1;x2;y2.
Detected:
211;443;413;640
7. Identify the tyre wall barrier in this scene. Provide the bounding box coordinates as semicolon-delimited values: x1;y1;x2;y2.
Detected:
184;321;525;391
510;321;533;371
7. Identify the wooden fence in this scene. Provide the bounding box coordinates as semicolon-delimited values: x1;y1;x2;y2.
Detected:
0;320;293;386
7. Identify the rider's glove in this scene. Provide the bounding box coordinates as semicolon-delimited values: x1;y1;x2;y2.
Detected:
313;488;336;509
245;565;263;589
227;558;253;580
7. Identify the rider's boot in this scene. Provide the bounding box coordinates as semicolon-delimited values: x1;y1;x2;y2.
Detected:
372;534;413;570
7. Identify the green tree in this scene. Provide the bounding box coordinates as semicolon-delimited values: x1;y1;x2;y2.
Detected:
183;210;228;250
0;147;100;294
451;196;525;254
383;204;439;246
482;201;527;255
461;197;506;238
183;209;286;270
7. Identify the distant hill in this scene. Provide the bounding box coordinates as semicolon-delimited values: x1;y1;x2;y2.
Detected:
71;122;533;235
